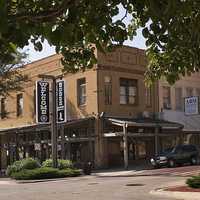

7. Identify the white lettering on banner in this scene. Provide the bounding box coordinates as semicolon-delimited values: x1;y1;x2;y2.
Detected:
39;82;48;116
36;80;49;124
56;80;66;123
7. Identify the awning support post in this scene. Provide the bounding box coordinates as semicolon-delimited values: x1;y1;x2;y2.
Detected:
123;123;128;170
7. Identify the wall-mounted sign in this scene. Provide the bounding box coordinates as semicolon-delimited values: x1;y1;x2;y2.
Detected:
184;96;199;115
56;80;66;123
36;80;50;123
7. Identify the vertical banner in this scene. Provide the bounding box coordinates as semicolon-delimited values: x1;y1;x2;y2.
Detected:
36;80;50;124
56;80;66;123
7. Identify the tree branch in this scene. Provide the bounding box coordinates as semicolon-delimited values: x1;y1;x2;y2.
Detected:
9;0;79;23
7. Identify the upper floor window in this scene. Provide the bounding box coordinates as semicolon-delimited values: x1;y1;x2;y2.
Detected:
77;78;86;106
120;78;137;105
163;86;171;109
104;76;112;105
17;93;23;117
175;88;183;111
0;98;6;119
145;86;152;107
186;87;193;97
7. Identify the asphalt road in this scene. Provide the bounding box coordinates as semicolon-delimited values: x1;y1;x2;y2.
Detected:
0;174;186;200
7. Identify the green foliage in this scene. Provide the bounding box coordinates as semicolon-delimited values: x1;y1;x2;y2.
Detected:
6;158;40;176
10;167;81;180
0;52;28;96
186;176;200;188
1;1;200;83
6;160;22;176
42;159;73;169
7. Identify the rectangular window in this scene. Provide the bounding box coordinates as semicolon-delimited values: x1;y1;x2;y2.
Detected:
175;88;183;111
0;98;6;119
104;76;112;105
186;87;193;97
17;93;23;117
77;78;86;106
145;87;152;107
120;78;137;105
163;86;171;109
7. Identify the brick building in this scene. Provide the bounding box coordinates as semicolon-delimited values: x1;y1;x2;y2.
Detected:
0;46;194;170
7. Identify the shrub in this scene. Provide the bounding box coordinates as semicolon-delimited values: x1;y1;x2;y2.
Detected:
6;160;22;176
186;176;200;188
21;158;40;170
42;159;73;169
58;168;81;177
6;158;40;176
10;167;81;180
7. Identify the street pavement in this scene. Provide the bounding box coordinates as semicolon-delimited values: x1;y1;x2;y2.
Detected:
0;165;200;200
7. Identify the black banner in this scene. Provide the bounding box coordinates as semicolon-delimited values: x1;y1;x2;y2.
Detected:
56;80;66;123
36;80;50;124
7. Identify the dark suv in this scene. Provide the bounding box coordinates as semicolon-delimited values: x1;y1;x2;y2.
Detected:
150;144;199;168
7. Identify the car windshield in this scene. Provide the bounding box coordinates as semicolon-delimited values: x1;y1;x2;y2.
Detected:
161;147;174;154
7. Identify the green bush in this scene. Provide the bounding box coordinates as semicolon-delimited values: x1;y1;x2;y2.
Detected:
186;176;200;188
58;168;81;177
42;159;73;169
11;167;81;180
6;158;40;176
6;161;22;176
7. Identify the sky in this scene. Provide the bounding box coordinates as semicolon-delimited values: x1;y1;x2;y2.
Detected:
22;5;146;63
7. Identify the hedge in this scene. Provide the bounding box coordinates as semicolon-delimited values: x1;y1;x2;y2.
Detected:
10;167;81;180
186;176;200;188
42;159;73;169
6;158;40;176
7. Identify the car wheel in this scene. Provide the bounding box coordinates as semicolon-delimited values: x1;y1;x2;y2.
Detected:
191;157;198;165
168;159;176;168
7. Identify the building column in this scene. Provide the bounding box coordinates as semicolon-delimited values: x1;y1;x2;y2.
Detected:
94;118;104;168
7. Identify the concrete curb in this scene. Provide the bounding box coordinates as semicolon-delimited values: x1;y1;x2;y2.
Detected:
150;188;200;200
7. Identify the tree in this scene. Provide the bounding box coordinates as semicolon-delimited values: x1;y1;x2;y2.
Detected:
0;0;200;84
0;52;28;97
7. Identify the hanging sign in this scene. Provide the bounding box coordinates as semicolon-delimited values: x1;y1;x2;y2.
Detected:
184;96;199;115
36;80;50;123
56;80;66;123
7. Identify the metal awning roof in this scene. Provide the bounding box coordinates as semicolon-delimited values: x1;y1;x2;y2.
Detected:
0;117;95;134
106;117;183;129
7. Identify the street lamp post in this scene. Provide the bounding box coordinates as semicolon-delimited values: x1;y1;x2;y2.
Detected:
38;74;63;168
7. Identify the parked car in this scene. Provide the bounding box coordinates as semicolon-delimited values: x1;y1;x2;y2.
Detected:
150;144;199;168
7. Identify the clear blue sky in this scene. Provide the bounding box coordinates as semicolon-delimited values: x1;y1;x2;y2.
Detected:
22;5;146;63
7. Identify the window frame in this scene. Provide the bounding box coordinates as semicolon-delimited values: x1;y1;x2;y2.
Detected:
104;76;112;105
162;86;171;109
119;78;138;105
175;87;183;111
77;78;86;106
0;98;6;119
145;86;152;107
16;93;23;117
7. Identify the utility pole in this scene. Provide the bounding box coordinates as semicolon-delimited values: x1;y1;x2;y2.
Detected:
51;77;58;168
38;74;63;168
123;123;128;170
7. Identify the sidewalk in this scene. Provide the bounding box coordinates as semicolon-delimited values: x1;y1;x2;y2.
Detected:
151;179;200;200
92;164;151;177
